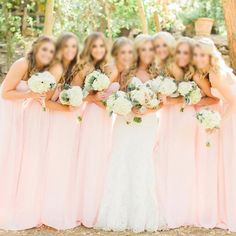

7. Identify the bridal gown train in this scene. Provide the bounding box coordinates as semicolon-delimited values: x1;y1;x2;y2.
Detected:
95;112;166;233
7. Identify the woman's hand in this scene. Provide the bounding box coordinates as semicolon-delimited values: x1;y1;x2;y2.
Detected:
132;107;144;116
26;91;46;99
94;91;107;101
68;105;79;112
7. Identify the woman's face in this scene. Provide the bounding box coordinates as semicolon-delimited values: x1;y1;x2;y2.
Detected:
176;43;192;68
91;38;106;62
193;46;211;70
153;37;170;61
36;42;55;66
116;44;134;69
62;37;78;62
138;41;154;65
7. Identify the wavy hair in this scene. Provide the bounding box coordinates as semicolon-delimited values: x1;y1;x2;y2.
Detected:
72;32;108;79
194;37;233;77
55;32;79;85
152;31;176;76
26;35;55;77
175;37;195;80
122;34;158;90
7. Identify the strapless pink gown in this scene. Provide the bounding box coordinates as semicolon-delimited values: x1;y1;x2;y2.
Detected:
76;102;112;227
0;80;28;229
211;84;236;232
13;91;51;229
195;102;221;228
41;88;82;229
154;104;197;228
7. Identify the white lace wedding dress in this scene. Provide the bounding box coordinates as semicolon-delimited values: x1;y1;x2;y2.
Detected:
95;109;166;232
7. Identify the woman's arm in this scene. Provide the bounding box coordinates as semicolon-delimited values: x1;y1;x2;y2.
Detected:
45;64;71;112
193;73;219;106
1;58;42;100
210;71;236;121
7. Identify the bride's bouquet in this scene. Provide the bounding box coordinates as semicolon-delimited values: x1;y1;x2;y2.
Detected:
150;75;178;96
128;77;160;123
27;71;56;111
196;108;221;147
106;91;132;116
178;80;202;112
83;70;110;96
59;84;84;122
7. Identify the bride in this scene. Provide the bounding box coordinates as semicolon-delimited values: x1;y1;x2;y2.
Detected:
95;34;166;233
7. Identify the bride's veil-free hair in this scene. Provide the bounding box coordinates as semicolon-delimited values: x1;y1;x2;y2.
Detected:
122;34;157;90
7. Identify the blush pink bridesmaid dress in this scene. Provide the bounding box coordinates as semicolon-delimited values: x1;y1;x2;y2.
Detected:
211;83;236;232
0;80;28;229
76;102;112;227
155;103;197;228
195;103;221;229
13;94;51;229
41;87;82;230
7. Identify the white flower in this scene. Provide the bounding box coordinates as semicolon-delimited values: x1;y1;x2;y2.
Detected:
150;75;165;92
152;75;177;96
127;77;143;91
196;108;221;130
106;90;132;116
59;86;83;107
83;70;110;94
178;81;202;105
178;81;195;96
28;71;56;93
188;87;202;104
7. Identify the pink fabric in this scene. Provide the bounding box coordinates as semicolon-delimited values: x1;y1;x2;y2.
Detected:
0;81;28;229
76;103;112;227
195;103;221;229
154;104;197;228
41;87;82;229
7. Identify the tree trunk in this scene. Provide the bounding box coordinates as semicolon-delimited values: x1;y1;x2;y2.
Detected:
153;11;161;32
43;0;55;35
222;0;236;72
137;0;148;34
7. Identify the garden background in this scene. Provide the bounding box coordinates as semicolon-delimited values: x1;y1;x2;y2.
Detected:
0;0;236;235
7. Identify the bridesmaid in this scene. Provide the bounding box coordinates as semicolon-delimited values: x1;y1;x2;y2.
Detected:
73;32;112;227
104;37;134;83
96;34;165;233
153;34;197;228
193;38;222;229
0;36;55;230
41;32;81;229
194;38;236;231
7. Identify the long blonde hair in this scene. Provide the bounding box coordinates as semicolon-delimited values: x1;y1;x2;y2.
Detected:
56;32;79;85
194;38;233;77
152;31;176;76
72;32;108;79
122;34;157;90
26;35;55;77
175;37;195;80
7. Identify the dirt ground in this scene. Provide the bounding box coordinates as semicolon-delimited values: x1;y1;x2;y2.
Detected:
0;226;235;236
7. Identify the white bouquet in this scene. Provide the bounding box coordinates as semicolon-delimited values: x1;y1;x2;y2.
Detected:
128;78;160;123
83;70;110;96
178;80;202;112
106;91;132;116
59;85;84;122
196;108;221;147
151;75;178;96
28;71;56;111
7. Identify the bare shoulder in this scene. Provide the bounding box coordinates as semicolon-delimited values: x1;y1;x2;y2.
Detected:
49;62;63;74
11;57;28;71
104;63;119;78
